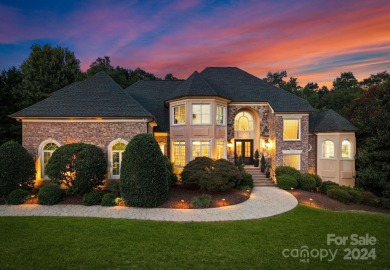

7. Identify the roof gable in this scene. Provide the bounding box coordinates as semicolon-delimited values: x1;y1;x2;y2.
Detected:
310;110;358;132
172;71;218;98
10;72;152;118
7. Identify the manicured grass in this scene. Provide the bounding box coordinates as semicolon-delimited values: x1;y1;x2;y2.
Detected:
0;206;389;269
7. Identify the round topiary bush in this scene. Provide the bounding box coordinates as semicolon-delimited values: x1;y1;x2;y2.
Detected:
38;185;62;205
101;193;117;207
277;175;298;190
8;189;30;205
240;171;254;188
181;157;213;184
46;143;107;195
120;134;169;207
319;181;339;194
164;156;178;187
275;166;302;182
0;141;35;198
82;191;103;206
298;173;317;191
200;159;242;192
327;187;352;204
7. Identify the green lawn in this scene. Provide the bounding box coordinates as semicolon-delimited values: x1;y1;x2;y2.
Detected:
0;206;389;269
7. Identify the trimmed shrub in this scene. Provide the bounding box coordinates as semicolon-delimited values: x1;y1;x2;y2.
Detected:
312;174;322;188
38;185;62;205
120;134;169;208
181;157;213;184
298;173;317;191
83;191;103;206
277;175;298;190
0;141;35;198
181;158;242;192
348;189;364;204
240;171;254;188
360;191;379;207
164;156;178;187
8;189;29;205
379;198;390;210
320;181;339;194
46;143;107;195
191;194;212;208
327;187;351;204
101;193;117;207
275;166;301;181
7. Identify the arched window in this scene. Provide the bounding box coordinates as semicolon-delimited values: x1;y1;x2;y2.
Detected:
322;140;335;159
39;139;61;178
342;140;352;158
234;111;253;131
108;139;128;179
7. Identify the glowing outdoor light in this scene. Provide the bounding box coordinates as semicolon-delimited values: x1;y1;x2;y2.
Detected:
222;198;226;206
181;199;185;208
309;198;313;205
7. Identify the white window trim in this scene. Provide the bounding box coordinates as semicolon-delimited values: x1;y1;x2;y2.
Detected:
283;118;301;141
321;139;336;160
190;139;212;160
171;140;186;168
190;103;212;125
341;140;353;160
282;150;302;170
216;140;226;159
172;104;186;126
108;138;128;179
216;104;226;126
38;138;61;179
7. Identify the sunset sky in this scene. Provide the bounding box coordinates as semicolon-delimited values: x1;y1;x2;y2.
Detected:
1;0;390;87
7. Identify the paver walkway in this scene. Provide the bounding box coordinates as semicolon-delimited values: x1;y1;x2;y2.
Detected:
0;187;297;222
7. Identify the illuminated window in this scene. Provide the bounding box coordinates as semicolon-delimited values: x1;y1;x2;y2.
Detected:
192;141;211;159
159;143;165;155
322;140;335;159
341;140;352;159
283;154;300;170
234;111;253;131
173;105;185;125
283;119;300;140
173;141;186;167
216;105;225;125
192;104;211;124
216;141;225;159
111;142;126;177
42;142;60;178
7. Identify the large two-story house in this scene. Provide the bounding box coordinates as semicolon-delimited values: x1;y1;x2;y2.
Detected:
10;67;358;186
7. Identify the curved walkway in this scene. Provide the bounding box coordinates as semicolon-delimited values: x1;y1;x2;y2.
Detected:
0;187;297;222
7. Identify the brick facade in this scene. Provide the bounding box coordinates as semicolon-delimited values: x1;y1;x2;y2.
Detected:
308;134;317;174
22;121;148;156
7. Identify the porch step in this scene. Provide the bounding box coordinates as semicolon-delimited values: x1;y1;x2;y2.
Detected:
244;166;276;187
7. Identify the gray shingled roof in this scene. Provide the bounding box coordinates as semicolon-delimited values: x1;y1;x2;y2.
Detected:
125;80;184;132
172;71;218;98
310;110;358;133
10;72;152;118
200;67;314;112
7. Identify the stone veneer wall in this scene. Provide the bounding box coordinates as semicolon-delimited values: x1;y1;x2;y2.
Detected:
22;121;148;155
275;115;310;172
308;134;317;174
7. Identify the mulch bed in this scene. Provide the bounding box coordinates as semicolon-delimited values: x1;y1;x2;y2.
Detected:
289;189;390;215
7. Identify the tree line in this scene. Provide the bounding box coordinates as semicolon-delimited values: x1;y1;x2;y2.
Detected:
0;44;389;197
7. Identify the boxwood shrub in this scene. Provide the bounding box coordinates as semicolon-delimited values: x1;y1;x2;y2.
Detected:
101;193;117;207
327;187;352;204
320;181;339;194
164;156;178;187
298;173;317;191
0;141;35;198
82;191;103;206
8;189;29;205
277;175;298;190
38;185;62;205
120;134;169;208
191;194;212;208
240;171;254;188
46;143;107;195
181;157;213;184
275;166;302;181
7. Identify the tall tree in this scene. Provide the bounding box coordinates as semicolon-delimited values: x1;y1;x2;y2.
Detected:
284;77;301;94
360;71;390;88
18;44;82;107
349;80;390;198
0;67;23;144
262;70;287;88
164;73;181;80
86;56;114;76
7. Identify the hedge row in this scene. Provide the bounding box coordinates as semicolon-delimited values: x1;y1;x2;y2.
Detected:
275;166;321;191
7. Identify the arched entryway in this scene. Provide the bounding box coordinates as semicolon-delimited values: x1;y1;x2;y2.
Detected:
234;110;256;165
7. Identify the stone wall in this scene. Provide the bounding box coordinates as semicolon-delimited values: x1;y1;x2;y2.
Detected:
308;134;317;174
275;115;310;172
22;121;148;155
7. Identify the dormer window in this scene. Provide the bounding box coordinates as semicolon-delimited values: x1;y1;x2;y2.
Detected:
173;105;186;125
192;104;211;124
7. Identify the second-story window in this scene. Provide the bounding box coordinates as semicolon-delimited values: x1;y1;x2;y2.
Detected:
173;105;185;125
192;104;211;124
216;105;225;125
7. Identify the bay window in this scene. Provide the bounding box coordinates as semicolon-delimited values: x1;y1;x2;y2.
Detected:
192;104;211;124
173;105;185;125
173;141;186;167
192;140;211;159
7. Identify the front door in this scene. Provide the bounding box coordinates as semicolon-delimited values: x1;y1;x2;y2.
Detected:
234;140;253;165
